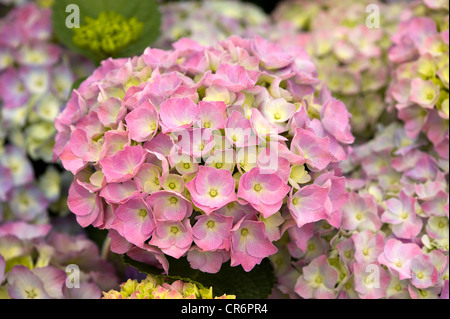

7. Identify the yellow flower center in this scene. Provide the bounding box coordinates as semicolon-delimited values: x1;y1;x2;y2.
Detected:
209;190;218;198
253;184;262;192
170;226;179;234
241;228;249;237
315;276;323;284
170;197;178;204
25;289;38;299
207;220;215;228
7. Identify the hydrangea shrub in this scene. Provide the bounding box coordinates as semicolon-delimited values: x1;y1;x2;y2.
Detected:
54;35;354;278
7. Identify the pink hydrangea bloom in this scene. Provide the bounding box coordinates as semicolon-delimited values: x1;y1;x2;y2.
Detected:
230;218;277;272
111;194;156;247
294;255;339;299
186;166;237;215
378;239;423;280
381;191;423;239
192;213;233;251
149;220;193;259
238;167;290;218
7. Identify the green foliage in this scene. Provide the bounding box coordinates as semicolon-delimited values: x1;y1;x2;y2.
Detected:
52;0;161;64
123;255;276;299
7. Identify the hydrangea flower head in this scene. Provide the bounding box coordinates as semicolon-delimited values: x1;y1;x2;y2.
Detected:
55;34;354;274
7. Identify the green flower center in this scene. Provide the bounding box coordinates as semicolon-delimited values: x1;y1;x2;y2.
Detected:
170;197;178;204
207;220;215;228
73;11;143;57
241;228;249;237
253;184;262;192
25;289;38;299
426;92;435;101
170;226;179;234
168;183;176;189
138;209;148;218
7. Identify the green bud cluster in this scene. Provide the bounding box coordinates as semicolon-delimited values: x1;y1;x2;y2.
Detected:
73;11;144;57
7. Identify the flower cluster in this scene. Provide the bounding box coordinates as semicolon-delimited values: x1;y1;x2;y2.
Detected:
154;0;271;49
0;3;93;162
269;122;448;299
102;274;235;299
0;220;119;299
387;0;449;161
271;0;405;139
334;122;446;299
0;3;92;223
0;145;70;223
54;35;355;274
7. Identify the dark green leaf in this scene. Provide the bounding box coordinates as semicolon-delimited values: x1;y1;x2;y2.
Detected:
123;255;276;299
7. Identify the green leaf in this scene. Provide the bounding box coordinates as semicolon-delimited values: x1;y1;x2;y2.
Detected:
52;0;161;64
123;255;276;299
